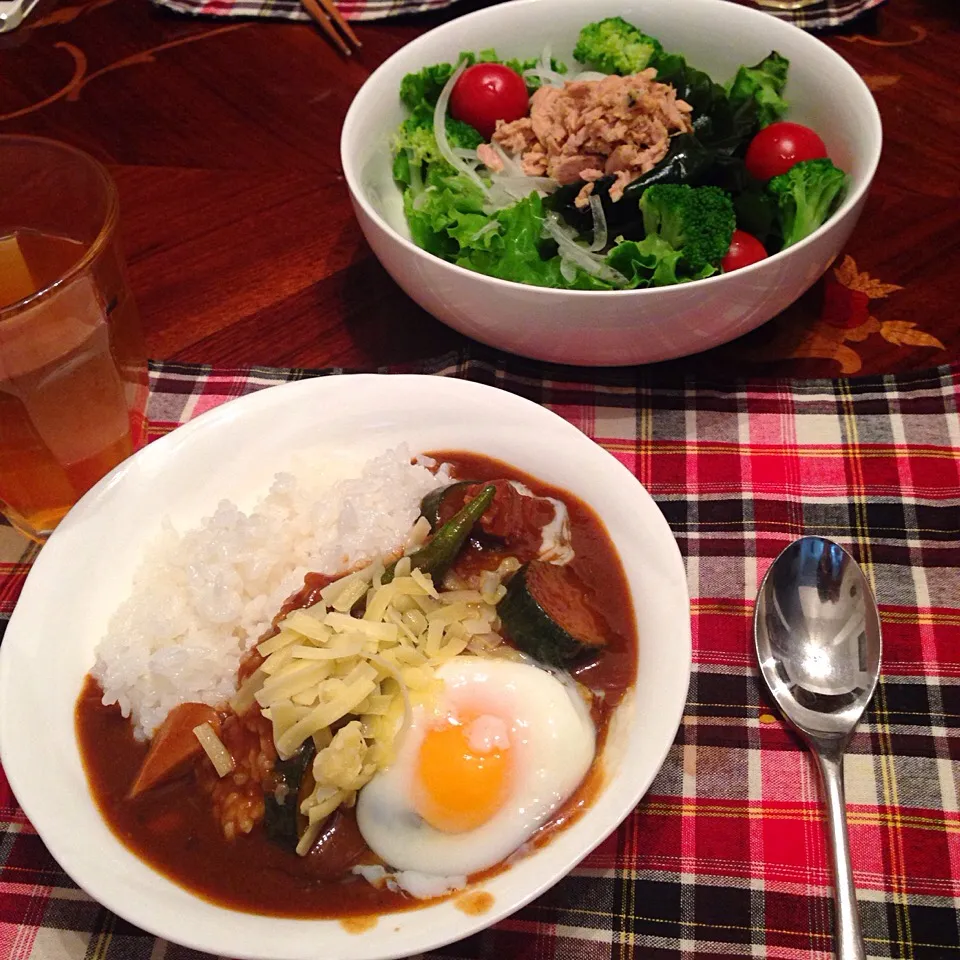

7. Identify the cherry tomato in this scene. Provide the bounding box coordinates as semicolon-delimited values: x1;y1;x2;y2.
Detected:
722;230;769;272
449;63;529;140
745;122;828;181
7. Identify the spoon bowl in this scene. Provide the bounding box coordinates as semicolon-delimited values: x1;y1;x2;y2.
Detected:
754;536;882;960
755;536;882;744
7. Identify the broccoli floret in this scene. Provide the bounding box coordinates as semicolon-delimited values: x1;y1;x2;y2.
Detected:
446;117;483;150
768;158;847;248
573;17;663;76
393;120;441;166
727;51;790;128
392;109;483;187
392;114;445;187
639;184;735;274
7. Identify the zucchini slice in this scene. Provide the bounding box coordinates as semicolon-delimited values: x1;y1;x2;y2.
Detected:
498;561;607;667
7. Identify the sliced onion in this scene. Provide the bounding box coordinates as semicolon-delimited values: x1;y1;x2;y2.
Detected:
538;43;553;73
588;194;608;252
483;187;515;213
542;214;629;287
560;257;579;283
483;181;540;212
570;70;609;83
482;166;560;211
453;147;480;162
491;141;524;178
484;182;555;212
491;175;560;200
434;61;488;192
522;67;566;89
530;43;568;88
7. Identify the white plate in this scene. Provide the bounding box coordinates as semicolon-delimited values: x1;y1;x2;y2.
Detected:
0;374;690;960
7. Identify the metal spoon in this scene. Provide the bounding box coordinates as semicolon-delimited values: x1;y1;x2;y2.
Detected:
754;536;882;960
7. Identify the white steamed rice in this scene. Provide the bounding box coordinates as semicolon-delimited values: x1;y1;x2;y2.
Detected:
92;446;449;740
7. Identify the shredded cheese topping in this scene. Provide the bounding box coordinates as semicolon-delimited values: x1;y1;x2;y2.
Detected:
235;556;513;855
193;722;235;778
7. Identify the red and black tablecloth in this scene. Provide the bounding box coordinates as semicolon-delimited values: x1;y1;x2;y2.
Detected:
1;354;958;959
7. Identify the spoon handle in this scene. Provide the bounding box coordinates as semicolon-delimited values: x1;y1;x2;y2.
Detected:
815;751;866;960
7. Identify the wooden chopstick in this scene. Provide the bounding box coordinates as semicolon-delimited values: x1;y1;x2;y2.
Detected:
316;0;361;48
300;0;361;55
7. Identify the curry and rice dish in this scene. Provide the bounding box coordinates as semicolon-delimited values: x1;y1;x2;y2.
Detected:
76;449;637;918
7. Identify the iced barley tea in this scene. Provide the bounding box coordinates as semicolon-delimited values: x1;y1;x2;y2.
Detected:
0;137;148;542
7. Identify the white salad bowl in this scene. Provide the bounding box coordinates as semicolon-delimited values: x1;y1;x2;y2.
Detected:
0;375;691;960
341;0;882;366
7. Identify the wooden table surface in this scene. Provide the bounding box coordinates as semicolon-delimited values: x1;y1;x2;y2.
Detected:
1;0;958;378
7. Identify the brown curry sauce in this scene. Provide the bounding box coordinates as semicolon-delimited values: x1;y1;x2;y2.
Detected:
75;452;638;918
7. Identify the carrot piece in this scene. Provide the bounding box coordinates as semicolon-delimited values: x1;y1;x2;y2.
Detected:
128;703;221;798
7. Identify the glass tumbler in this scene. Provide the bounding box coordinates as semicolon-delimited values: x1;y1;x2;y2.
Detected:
0;135;149;542
753;0;820;11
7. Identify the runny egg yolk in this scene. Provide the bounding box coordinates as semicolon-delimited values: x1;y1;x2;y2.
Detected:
414;715;512;833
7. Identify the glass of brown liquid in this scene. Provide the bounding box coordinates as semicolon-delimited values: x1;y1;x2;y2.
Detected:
753;0;819;9
0;136;149;542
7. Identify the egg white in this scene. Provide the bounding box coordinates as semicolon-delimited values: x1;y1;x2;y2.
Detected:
355;656;596;877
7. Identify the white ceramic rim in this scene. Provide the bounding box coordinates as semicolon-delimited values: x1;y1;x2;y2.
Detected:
340;0;882;297
0;374;691;960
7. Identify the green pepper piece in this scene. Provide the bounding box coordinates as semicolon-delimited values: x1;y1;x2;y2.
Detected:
418;480;479;531
382;484;496;586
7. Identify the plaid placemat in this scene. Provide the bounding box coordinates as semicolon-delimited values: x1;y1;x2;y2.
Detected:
152;0;456;22
2;355;959;959
150;0;887;31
